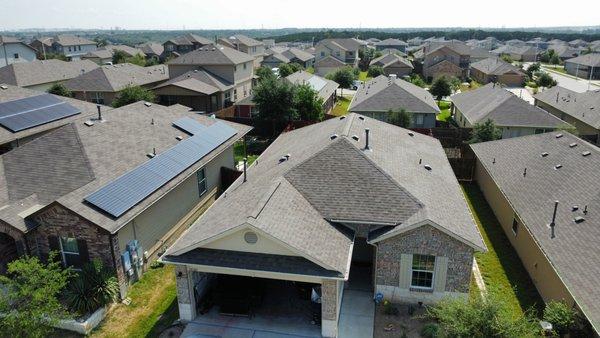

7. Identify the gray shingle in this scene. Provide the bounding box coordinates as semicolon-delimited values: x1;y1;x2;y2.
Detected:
65;63;168;92
0;59;98;87
470;57;524;76
534;86;600;129
167;44;254;65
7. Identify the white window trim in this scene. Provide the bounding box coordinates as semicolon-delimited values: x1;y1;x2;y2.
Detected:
410;255;436;290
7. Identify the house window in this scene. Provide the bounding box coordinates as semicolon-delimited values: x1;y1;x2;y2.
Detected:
415;114;424;126
224;91;231;102
59;237;81;268
196;168;207;197
13;53;19;59
68;46;72;52
90;92;104;104
243;63;247;70
234;89;238;101
320;52;325;57
512;218;519;235
411;254;435;289
78;45;81;51
234;65;237;72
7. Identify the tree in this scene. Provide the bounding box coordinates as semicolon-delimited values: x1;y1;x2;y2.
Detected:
409;74;427;88
501;54;514;63
525;62;541;78
367;65;384;78
47;83;72;98
448;76;461;92
253;77;297;135
295;84;324;121
42;52;67;61
278;62;303;78
430;76;452;100
543;301;577;336
536;72;557;88
93;37;107;47
550;53;561;66
469;119;502;143
388;109;412;128
0;254;72;338
255;66;276;82
112;85;155;108
112;50;128;64
328;67;356;96
358;48;379;71
127;53;146;66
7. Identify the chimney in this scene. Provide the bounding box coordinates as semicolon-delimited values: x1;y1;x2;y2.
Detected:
96;105;102;120
243;157;247;182
550;200;559;238
364;128;370;150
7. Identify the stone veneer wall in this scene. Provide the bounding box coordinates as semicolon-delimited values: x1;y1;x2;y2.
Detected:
375;225;473;295
321;279;342;338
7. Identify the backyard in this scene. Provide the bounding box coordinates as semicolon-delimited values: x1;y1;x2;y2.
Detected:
332;96;351;116
436;100;452;122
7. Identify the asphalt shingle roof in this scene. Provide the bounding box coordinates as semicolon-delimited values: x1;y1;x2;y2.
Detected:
374;38;408;47
167;34;213;46
370;54;413;69
470;57;524;76
167;44;254;65
349;75;439;113
452;83;570;128
565;53;600;67
0;59;99;87
318;38;365;52
153;69;232;94
285;71;338;103
53;35;96;46
534;86;600;129
471;132;600;335
65;63;168;92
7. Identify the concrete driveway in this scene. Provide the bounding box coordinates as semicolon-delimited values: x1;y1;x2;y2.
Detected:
542;68;600;93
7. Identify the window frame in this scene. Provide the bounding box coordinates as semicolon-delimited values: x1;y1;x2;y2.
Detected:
59;237;81;269
13;53;19;59
196;168;207;197
410;254;436;290
90;92;105;104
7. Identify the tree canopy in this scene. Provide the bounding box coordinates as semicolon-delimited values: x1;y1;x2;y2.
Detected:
255;66;276;82
367;65;384;78
112;85;156;108
387;109;412;128
112;50;129;64
469;119;502;143
430;76;452;100
536;72;557;88
295;83;324;121
253;76;298;132
47;83;72;98
277;62;303;78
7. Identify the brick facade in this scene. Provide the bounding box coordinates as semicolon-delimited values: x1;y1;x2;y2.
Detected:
375;225;473;293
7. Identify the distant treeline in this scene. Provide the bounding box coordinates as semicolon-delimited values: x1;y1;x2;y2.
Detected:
267;29;600;43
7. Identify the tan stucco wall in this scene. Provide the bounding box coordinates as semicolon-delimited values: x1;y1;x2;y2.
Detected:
474;160;575;305
203;226;299;256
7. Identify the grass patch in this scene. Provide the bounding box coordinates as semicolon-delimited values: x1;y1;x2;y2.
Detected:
436;100;452;122
461;183;544;317
234;141;258;166
358;71;370;81
459;80;481;93
331;96;351;116
542;64;566;74
90;265;178;338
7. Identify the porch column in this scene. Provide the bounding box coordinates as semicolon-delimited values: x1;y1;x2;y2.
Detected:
175;265;196;321
321;279;343;338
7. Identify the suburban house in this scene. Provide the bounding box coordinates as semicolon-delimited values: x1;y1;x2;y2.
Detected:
348;75;439;127
29;37;54;58
64;63;169;106
219;35;265;68
314;38;366;76
262;47;315;69
366;37;381;46
161;114;485;338
0;36;37;67
491;45;538;62
417;41;472;81
285;70;339;114
564;53;600;80
452;83;570;138
39;35;98;60
548;44;581;61
153;44;254;112
374;38;408;53
82;44;146;65
469;57;526;86
0;96;251;296
471;132;600;336
526;37;549;50
568;39;589;48
505;39;526;47
163;34;214;58
0;84;110;154
369;53;413;77
137;42;164;61
534;86;600;144
0;59;98;91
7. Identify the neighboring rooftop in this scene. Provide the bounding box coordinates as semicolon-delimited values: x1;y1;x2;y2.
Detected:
471;132;600;335
565;53;600;67
53;34;96;46
370;53;413;69
349;75;439;114
0;59;98;87
534;86;600;129
64;63;168;92
452;83;569;128
167;44;254;65
374;38;408;47
166;34;213;46
137;42;164;56
470;57;525;76
153;69;232;95
227;34;263;47
285;71;338;102
317;38;366;51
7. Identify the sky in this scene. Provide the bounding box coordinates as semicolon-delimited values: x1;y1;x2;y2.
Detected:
0;0;598;30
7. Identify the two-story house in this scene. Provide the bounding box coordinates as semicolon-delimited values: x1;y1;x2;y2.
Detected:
218;35;265;68
374;38;408;53
162;34;214;59
416;41;472;81
153;44;255;112
262;46;315;69
0;36;37;67
45;35;98;60
314;38;367;76
0;59;98;91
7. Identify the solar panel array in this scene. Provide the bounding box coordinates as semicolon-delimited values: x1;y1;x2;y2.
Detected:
85;119;237;218
173;117;207;135
0;94;81;132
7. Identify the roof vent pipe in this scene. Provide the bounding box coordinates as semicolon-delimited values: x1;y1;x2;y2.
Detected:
243;157;247;183
584;205;588;215
97;105;102;121
550;200;559;239
364;128;370;150
523;168;527;177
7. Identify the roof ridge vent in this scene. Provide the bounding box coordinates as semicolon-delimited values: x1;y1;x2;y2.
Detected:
582;151;591;157
569;142;577;148
330;134;338;140
423;164;432;171
555;133;563;138
574;216;585;224
554;164;563;170
541;152;549;157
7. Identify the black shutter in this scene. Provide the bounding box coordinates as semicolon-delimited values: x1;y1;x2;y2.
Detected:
47;236;60;263
77;239;90;267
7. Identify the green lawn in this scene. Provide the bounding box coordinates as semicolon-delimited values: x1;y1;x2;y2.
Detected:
436;100;452;122
543;65;567;74
461;184;544;317
234;141;258;166
459;80;481;93
90;264;178;338
358;71;370;81
332;96;351;116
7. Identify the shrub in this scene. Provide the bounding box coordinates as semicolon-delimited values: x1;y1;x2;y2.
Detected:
421;323;441;338
536;72;557;88
382;300;399;316
543;301;577;336
367;65;384;78
64;259;119;315
410;74;427;88
112;85;155;108
47;83;72;97
430;76;452;100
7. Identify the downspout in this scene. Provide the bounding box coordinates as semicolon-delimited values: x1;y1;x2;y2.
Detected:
2;43;9;66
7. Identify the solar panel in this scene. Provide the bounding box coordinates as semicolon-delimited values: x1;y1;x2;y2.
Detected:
85;121;237;218
0;94;81;132
172;117;207;135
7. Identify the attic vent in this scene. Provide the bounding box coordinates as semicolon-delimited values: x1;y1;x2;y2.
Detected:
0;85;7;90
408;132;414;137
358;116;365;121
424;164;432;171
554;164;563;170
330;134;338;140
244;231;258;244
569;143;577;148
572;205;579;212
574;216;585;224
582;151;591;157
84;121;94;127
555;133;563;138
175;135;183;141
339;116;346;120
352;135;359;141
144;102;152;107
541;152;549;157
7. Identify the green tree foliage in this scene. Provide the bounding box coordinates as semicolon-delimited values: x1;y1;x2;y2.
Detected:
47;83;72;98
43;52;67;61
469;119;502;143
540;49;556;63
358;48;381;71
543;301;577;336
64;260;119;315
388;109;412;128
430;76;452;100
0;253;72;338
367;65;384;78
327;67;356;96
409;74;427;88
127;53;147;66
255;66;276;82
253;76;298;134
525;62;541;78
112;50;128;64
426;294;538;338
93;37;108;47
112;85;156;108
550;53;561;65
278;62;303;77
501;54;514;63
536;72;557;88
448;76;461;92
295;83;324;121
